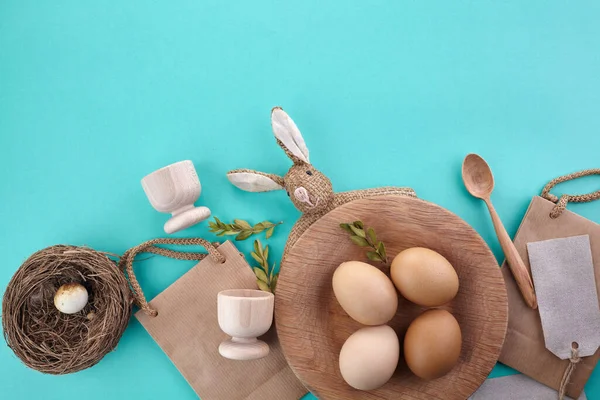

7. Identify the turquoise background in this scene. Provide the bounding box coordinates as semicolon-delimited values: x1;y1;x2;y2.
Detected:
1;1;600;399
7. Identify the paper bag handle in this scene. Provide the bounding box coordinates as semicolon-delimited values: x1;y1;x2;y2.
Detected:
541;168;600;218
120;238;225;317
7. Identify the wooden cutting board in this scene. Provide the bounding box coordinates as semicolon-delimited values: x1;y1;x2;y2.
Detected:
275;195;508;400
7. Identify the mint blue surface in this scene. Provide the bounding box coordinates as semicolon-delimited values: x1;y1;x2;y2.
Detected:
1;1;600;399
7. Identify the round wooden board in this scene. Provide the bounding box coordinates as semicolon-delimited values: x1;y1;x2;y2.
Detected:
275;195;508;400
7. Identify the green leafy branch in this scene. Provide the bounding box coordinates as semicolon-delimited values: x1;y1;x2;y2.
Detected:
250;240;278;293
208;217;282;241
340;221;388;264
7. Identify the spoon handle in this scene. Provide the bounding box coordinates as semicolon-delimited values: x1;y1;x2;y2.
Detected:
485;199;538;309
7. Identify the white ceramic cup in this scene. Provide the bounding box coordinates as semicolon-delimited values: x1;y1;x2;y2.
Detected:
141;160;211;234
217;289;275;361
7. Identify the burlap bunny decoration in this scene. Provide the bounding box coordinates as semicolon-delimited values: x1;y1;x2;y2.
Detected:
227;107;416;259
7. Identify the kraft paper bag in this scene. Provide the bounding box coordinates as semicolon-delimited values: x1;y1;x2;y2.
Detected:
123;239;307;400
498;169;600;399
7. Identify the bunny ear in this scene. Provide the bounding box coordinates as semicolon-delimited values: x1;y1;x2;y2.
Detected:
227;169;284;192
271;107;310;164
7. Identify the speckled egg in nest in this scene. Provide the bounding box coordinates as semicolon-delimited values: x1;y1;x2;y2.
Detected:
2;245;132;374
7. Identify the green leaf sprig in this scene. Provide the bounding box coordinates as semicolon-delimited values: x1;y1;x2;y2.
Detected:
250;240;278;293
340;221;388;264
208;217;282;241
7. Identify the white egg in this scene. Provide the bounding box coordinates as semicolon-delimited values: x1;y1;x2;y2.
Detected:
54;283;89;314
339;325;400;390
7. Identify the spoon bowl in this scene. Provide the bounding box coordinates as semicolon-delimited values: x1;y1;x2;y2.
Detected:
462;154;495;200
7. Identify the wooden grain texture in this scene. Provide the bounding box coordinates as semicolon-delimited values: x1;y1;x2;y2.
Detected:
141;160;211;234
485;198;537;309
462;153;537;309
218;289;274;361
219;339;270;361
499;196;600;399
275;195;508;400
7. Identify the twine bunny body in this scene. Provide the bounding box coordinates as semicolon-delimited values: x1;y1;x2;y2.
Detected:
228;107;416;259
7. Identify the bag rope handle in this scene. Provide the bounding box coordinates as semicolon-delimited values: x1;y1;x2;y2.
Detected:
119;238;225;317
540;168;600;218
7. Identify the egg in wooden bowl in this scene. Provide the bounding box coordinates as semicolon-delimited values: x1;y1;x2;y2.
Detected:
403;309;462;380
274;196;508;400
390;247;459;307
332;260;398;326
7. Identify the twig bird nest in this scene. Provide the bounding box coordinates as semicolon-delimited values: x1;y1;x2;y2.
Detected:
2;245;132;374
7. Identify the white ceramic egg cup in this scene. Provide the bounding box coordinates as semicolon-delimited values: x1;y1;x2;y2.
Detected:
217;289;274;361
141;160;211;234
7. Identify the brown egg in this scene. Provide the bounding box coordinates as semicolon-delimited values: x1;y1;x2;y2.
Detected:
390;247;459;307
404;309;462;380
332;261;398;325
339;325;400;390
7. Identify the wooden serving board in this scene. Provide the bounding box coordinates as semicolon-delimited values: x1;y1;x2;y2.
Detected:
275;195;508;400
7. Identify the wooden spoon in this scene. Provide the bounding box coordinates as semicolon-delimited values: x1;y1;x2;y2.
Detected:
462;153;537;309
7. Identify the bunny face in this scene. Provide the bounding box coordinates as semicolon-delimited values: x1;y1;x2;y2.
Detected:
227;107;335;215
283;163;334;214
